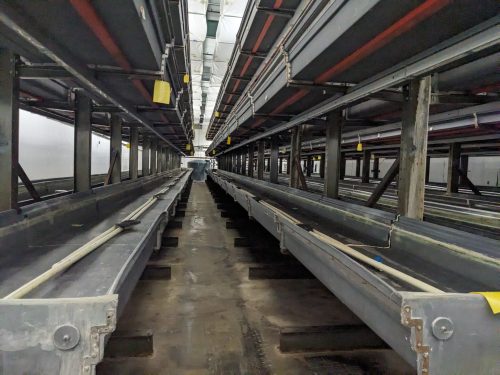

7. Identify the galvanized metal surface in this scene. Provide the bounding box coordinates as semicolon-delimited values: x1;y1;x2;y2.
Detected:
209;170;500;375
0;169;192;374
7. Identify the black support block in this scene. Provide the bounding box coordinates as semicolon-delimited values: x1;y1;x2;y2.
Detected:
140;264;171;280
279;325;387;353
249;264;315;279
105;330;154;358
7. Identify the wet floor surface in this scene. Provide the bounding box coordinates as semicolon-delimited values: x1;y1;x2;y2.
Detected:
97;180;413;375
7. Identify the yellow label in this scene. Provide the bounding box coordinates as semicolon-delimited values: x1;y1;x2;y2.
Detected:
471;292;500;314
227;136;231;145
212;150;216;155
356;142;363;152
186;144;191;151
215;111;220;118
183;74;190;84
153;80;171;104
125;143;131;149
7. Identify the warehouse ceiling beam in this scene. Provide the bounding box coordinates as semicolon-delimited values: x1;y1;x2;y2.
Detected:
0;49;19;211
0;3;184;153
18;64;162;81
209;17;500;155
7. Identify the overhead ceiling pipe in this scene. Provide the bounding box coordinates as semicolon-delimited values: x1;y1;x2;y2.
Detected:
225;0;284;110
229;0;453;142
69;0;184;144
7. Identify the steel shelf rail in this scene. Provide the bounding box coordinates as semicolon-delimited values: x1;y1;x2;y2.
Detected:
0;169;192;375
0;1;193;153
207;3;500;154
206;0;304;139
209;169;500;375
218;100;500;155
262;172;500;236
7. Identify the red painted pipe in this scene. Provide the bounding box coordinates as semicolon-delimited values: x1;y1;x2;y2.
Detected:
70;0;167;118
260;0;451;123
224;0;283;112
315;0;452;84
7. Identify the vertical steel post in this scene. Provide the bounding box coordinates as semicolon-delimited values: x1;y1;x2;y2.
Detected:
425;156;431;184
241;150;247;175
166;148;171;170
236;151;242;174
0;49;19;210
247;145;254;178
319;153;325;179
324;111;342;198
110;114;122;184
372;156;380;180
270;135;279;183
150;138;157;174
355;158;361;177
257;140;265;180
362;149;371;183
278;157;283;174
340;153;346;180
447;143;461;194
306;155;313;177
398;76;431;220
286;154;291;175
289;127;302;188
129;127;139;180
459;154;468;187
73;89;92;192
142;136;150;176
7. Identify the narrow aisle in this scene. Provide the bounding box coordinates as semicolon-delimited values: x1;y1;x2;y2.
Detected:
98;181;273;374
98;180;406;375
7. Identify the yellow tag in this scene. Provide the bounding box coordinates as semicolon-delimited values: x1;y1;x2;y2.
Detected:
227;136;231;145
356;142;363;151
471;292;500;314
153;80;171;104
215;111;220;118
212;150;216;155
183;74;189;84
186;144;191;151
125;143;131;149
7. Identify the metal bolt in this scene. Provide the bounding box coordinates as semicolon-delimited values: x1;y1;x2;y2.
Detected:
432;317;454;340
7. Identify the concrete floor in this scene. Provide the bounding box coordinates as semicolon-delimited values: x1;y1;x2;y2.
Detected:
97;180;413;375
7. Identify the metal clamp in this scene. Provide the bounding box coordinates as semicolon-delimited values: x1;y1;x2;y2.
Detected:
53;324;80;350
116;219;141;229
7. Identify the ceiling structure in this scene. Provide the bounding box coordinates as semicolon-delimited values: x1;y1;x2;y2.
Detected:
0;0;193;152
206;1;499;158
188;0;248;156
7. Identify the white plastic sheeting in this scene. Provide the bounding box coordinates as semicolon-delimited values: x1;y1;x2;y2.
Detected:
215;15;241;44
220;0;247;17
19;111;141;180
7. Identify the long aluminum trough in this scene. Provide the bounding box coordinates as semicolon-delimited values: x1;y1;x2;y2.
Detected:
209;169;500;375
0;169;192;375
261;172;500;237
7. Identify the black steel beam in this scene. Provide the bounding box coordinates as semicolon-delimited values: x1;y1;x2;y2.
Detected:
0;4;182;153
0;49;19;211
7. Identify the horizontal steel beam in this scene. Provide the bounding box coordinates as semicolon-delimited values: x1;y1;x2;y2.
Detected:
210;17;500;155
18;65;162;80
0;4;183;154
209;170;500;375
